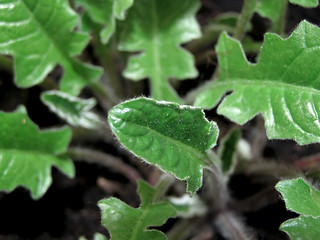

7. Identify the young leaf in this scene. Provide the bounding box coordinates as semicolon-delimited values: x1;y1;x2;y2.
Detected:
99;180;176;240
0;106;75;199
0;0;102;95
75;0;133;44
195;21;320;144
41;90;101;129
119;0;201;102
276;178;320;240
108;97;219;193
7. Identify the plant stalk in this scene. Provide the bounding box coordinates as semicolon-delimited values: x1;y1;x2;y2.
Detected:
271;0;288;35
234;0;257;40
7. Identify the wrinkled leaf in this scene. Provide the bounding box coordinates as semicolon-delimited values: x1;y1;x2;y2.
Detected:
41;90;100;129
168;194;207;218
218;128;241;175
108;97;219;193
0;0;102;95
0;106;74;199
99;180;176;240
276;178;320;239
119;0;201;102
195;21;320;144
76;0;133;43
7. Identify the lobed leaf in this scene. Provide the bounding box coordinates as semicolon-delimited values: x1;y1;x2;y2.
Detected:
108;97;219;193
0;106;74;199
119;0;201;102
195;21;320;144
41;90;101;129
75;0;133;43
276;178;320;239
99;180;176;240
0;0;102;95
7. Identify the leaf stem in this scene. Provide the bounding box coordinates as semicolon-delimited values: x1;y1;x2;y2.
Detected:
271;0;288;35
152;174;175;203
234;0;257;40
67;147;142;183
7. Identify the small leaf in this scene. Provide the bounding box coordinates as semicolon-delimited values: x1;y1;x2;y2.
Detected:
108;97;219;193
289;0;319;7
75;0;133;43
119;0;201;102
276;178;320;216
0;0;102;95
168;194;207;218
218;128;241;175
0;106;75;199
280;216;320;240
41;90;101;129
195;21;320;144
99;180;176;240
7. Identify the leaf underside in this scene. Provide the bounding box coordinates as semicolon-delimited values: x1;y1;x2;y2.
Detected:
99;180;176;240
119;0;201;103
0;0;102;95
108;97;219;193
0;107;74;199
276;178;320;240
195;20;320;144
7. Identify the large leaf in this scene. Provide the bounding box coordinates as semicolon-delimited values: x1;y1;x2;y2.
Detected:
75;0;133;43
119;0;201;102
41;90;100;129
276;178;320;240
195;21;320;144
0;0;102;95
108;97;219;193
99;180;176;240
0;106;74;199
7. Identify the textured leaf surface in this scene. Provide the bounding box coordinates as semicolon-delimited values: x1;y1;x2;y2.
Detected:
0;0;102;95
76;0;133;43
195;21;320;144
119;0;201;102
41;90;100;129
276;178;320;239
0;107;74;199
108;97;219;193
99;180;176;240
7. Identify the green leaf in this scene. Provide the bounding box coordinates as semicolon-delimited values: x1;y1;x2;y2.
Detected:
75;0;133;44
41;90;100;129
119;0;201;102
0;106;74;199
99;180;176;240
218;128;241;175
195;21;320;144
280;216;320;240
276;178;320;216
0;0;102;95
256;0;287;23
108;97;219;193
168;194;207;218
289;0;319;7
276;178;320;240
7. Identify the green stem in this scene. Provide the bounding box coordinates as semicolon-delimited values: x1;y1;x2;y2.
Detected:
90;81;119;111
234;0;257;40
152;174;175;203
271;0;288;35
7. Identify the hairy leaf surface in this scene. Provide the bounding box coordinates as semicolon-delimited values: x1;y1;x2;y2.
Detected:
0;0;102;95
195;21;320;144
119;0;201;102
276;178;320;239
42;91;100;129
0;107;74;199
76;0;133;43
99;180;176;240
108;98;219;193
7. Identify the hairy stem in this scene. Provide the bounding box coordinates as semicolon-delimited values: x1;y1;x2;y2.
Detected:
234;0;257;40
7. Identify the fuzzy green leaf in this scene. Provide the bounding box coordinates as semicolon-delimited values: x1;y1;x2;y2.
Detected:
289;0;319;7
195;21;320;144
0;106;74;199
41;90;100;129
108;97;219;193
119;0;201;102
0;0;102;95
276;178;320;239
99;180;176;240
75;0;133;43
